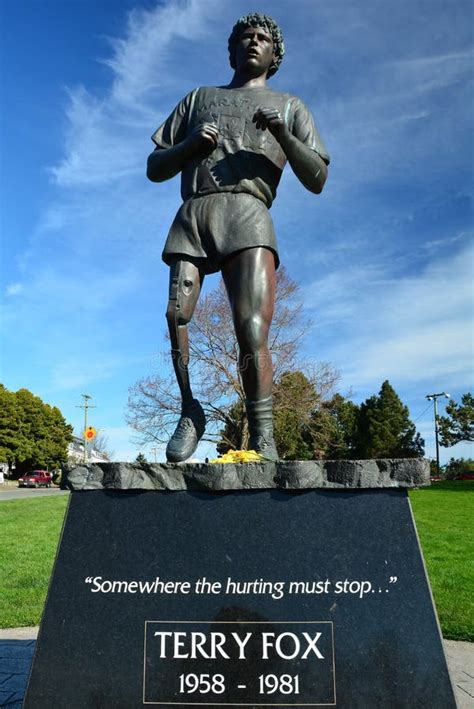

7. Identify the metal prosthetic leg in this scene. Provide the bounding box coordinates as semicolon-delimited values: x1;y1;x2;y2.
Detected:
166;261;206;463
246;395;279;461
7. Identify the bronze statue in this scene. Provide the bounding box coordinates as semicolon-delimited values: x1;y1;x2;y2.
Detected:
147;13;329;462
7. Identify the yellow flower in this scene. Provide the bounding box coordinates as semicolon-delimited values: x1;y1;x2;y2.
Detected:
209;449;264;464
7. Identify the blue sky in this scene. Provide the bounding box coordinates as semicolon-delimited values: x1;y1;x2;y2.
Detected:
0;0;472;463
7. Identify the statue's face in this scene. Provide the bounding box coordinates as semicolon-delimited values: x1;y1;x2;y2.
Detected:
234;25;274;76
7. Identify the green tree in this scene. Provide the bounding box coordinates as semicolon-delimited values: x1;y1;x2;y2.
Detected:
273;371;319;460
443;457;474;480
355;380;424;458
217;373;357;461
0;385;36;473
0;385;73;476
438;393;474;447
316;394;360;459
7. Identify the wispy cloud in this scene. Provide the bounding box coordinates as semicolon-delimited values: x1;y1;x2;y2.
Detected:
50;0;219;188
306;241;473;391
5;283;24;297
390;50;473;94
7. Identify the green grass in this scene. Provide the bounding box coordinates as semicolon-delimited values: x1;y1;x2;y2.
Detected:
0;495;69;628
410;480;474;641
0;484;472;641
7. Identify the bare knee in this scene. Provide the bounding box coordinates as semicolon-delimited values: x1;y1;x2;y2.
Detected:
236;313;269;353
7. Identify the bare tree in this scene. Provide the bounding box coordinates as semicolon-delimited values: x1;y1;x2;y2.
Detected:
93;432;115;461
126;268;339;452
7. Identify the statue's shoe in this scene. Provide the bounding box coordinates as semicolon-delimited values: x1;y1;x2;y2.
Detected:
249;433;279;462
166;399;206;463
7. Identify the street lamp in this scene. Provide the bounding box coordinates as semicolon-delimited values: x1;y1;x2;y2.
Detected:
426;392;450;476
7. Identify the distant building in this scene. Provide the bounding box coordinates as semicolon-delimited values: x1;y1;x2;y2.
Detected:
68;436;110;464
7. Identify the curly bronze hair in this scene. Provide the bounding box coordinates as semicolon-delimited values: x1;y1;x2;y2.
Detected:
228;13;285;78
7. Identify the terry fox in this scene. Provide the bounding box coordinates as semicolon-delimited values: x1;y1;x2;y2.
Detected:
147;13;330;462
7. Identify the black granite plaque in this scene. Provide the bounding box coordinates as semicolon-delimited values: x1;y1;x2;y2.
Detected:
24;488;456;708
144;620;335;705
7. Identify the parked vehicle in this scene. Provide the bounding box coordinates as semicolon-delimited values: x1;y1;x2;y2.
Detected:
18;471;52;488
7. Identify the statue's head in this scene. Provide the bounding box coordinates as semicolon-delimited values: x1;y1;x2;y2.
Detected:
228;13;285;78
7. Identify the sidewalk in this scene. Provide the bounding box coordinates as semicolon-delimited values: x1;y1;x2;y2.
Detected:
0;627;472;707
0;628;37;709
444;639;474;708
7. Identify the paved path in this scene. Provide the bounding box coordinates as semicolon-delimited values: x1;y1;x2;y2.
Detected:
444;639;474;708
0;487;69;502
0;627;472;707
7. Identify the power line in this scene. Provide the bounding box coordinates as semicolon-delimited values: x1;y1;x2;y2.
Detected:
413;403;433;424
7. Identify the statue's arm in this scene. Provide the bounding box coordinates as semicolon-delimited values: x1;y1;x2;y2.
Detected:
146;124;219;183
253;108;328;194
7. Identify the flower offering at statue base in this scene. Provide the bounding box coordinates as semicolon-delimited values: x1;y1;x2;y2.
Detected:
210;449;263;464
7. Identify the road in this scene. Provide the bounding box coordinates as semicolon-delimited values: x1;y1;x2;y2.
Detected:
0;487;69;502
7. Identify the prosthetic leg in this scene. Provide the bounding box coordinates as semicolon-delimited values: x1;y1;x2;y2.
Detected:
165;260;206;462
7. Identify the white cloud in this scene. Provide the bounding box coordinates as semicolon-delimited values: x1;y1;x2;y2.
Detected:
422;231;467;254
102;1;213;105
306;241;474;391
50;0;220;188
5;283;24;297
390;50;472;94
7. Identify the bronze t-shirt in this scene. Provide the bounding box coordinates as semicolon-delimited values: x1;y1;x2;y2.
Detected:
152;86;330;209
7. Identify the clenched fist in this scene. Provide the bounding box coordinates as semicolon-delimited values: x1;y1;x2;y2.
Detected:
186;123;219;156
252;107;288;141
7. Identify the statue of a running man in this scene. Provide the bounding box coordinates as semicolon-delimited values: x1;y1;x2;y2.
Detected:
147;13;329;462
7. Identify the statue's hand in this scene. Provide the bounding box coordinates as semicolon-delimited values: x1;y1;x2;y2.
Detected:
252;107;288;141
186;123;219;156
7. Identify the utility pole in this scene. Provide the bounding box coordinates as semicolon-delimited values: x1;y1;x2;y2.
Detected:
76;394;97;463
426;392;450;476
151;447;159;463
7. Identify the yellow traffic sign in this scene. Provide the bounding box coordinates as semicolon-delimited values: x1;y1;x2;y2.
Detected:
84;426;97;440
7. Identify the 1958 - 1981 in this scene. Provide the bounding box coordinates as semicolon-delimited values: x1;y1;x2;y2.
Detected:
179;673;300;695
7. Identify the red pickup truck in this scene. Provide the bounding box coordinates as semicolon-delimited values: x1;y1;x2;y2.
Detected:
18;470;53;488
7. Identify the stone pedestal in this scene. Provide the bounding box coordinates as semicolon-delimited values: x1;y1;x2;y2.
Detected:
24;460;457;708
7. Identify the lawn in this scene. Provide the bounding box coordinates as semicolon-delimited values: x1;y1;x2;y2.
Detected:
0;482;472;640
0;495;69;628
409;480;474;641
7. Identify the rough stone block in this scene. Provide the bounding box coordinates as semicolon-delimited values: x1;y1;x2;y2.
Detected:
63;458;430;492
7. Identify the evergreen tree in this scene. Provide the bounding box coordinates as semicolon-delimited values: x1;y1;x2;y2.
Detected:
273;371;317;460
438;393;474;446
355;380;424;458
318;394;360;459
